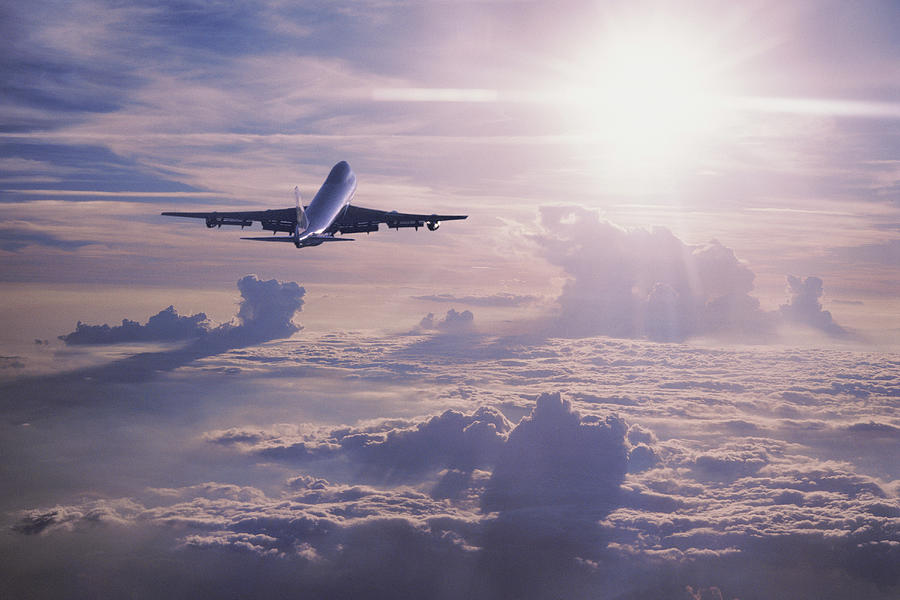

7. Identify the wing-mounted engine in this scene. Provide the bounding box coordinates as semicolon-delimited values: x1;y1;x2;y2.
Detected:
427;220;439;231
206;213;253;228
338;223;380;234
385;211;426;231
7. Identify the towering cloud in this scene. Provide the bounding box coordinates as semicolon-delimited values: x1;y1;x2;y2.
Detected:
58;275;304;352
535;207;849;341
482;392;628;512
779;275;847;336
233;275;306;341
417;309;475;334
30;275;307;385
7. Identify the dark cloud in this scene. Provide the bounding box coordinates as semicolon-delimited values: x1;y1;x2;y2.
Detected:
476;392;633;597
0;225;93;252
0;143;199;199
482;391;628;512
779;275;848;336
208;406;512;487
59;305;210;345
845;421;900;437
0;355;26;370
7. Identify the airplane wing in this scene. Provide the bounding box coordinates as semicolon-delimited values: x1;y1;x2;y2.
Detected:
332;205;468;234
161;205;467;236
161;208;297;233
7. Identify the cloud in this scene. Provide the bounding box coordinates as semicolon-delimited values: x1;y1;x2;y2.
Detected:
59;305;211;345
413;293;537;307
7;479;483;598
4;275;305;391
534;207;856;342
64;274;305;354
830;239;900;266
0;356;26;371
482;391;628;512
6;379;900;599
230;274;306;342
207;406;512;487
534;206;772;341
103;274;305;374
779;275;848;336
0;222;94;251
417;309;475;334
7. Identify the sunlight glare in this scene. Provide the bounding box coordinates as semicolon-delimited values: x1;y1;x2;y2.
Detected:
565;24;729;173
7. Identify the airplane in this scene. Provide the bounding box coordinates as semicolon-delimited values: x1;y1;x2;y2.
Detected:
161;161;467;248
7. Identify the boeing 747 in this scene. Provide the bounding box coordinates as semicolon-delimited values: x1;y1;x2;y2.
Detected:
161;161;467;248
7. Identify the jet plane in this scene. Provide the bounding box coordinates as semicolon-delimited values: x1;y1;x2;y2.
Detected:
161;161;467;248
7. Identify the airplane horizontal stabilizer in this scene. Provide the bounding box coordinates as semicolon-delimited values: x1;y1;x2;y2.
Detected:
240;235;355;243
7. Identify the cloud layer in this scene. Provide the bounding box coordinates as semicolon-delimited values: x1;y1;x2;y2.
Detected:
8;378;899;599
3;285;899;597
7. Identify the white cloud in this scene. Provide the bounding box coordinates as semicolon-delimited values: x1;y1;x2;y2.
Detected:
533;206;857;342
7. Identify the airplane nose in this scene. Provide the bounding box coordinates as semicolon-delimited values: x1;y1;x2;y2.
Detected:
325;161;352;184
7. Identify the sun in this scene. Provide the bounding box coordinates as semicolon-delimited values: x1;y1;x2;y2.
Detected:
560;22;732;173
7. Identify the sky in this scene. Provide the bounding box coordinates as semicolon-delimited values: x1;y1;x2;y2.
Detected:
1;1;899;598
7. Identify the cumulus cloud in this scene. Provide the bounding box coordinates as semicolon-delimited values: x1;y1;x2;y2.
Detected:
534;207;852;342
207;406;512;488
232;275;305;341
482;392;628;512
474;393;635;597
779;275;848;336
417;308;475;334
534;206;771;341
59;305;211;345
58;274;304;349
4;275;306;389
8;394;640;599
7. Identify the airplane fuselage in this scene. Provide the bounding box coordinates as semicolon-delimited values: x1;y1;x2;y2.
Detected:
298;161;357;245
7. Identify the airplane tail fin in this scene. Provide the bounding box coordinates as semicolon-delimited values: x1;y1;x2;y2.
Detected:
294;186;309;246
295;186;309;230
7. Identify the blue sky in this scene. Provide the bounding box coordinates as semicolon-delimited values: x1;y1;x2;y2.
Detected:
1;2;899;598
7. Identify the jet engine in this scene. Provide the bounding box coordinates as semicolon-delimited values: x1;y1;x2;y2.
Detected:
427;221;439;231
